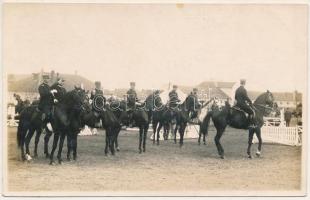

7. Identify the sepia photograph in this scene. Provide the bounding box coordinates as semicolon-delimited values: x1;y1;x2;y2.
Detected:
2;1;308;196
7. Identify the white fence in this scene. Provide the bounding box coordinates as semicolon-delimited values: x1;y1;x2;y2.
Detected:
256;126;302;146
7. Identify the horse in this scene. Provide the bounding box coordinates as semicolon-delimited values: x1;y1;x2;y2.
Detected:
48;89;85;165
109;99;150;153
144;92;171;145
16;99;54;161
199;91;275;159
170;95;211;147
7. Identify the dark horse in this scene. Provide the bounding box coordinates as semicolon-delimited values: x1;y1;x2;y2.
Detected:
48;90;85;164
144;93;171;145
171;96;210;147
108;99;150;153
199;91;274;159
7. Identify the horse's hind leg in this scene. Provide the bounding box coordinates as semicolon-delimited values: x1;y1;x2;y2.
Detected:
44;128;52;158
247;128;255;159
104;129;109;155
214;129;225;159
34;128;42;158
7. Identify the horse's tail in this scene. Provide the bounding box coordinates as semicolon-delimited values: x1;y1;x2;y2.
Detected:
199;111;212;136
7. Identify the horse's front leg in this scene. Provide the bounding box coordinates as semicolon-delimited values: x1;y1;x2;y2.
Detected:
66;133;72;161
152;121;157;145
34;128;42;158
44;128;53;158
156;123;163;145
24;128;35;159
255;127;262;157
115;128;120;151
139;127;143;153
104;129;109;156
57;132;66;164
143;126;148;152
50;132;60;165
173;124;178;144
247;128;255;159
72;133;78;160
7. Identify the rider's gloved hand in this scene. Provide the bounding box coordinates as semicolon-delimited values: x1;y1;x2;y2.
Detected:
54;99;58;103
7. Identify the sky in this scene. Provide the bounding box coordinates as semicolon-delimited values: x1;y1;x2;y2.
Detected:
3;4;308;92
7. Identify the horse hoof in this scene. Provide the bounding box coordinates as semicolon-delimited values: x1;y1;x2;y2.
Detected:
50;161;56;165
220;155;225;159
256;151;261;157
116;147;120;152
25;154;32;161
203;142;206;145
248;155;252;159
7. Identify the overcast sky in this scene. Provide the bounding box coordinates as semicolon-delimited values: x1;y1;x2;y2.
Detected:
3;4;308;92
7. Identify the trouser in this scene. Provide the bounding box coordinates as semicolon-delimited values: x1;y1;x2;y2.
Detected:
237;102;255;124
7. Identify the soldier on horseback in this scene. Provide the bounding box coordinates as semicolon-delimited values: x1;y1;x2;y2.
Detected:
188;88;202;120
127;82;139;127
38;75;54;129
90;81;106;112
50;77;66;103
168;85;181;109
235;79;255;126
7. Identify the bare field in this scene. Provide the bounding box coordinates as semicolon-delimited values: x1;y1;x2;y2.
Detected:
6;126;302;194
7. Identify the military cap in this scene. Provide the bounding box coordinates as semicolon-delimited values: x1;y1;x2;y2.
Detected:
173;85;178;89
130;82;136;86
193;88;198;92
240;79;246;85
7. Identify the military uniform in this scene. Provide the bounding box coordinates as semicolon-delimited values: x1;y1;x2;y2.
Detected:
187;90;202;119
50;82;67;103
146;90;162;111
235;85;254;115
168;90;180;110
127;88;138;110
38;82;53;121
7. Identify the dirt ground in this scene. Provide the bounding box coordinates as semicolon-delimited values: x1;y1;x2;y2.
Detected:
5;125;302;195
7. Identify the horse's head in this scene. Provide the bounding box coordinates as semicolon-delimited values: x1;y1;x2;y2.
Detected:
253;90;275;115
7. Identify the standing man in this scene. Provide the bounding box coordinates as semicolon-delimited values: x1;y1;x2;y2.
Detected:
235;79;255;126
38;75;54;127
284;108;292;127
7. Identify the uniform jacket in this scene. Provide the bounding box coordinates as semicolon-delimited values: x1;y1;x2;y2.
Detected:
235;86;252;106
38;82;53;109
50;83;67;102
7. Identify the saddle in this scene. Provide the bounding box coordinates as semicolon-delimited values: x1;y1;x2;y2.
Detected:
231;105;249;117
